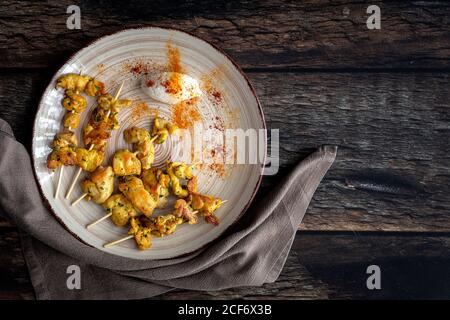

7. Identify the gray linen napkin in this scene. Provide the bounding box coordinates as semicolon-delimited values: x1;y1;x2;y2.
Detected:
0;118;337;300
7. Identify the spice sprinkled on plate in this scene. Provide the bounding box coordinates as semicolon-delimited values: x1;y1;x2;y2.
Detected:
131;102;159;122
167;42;183;73
171;97;201;129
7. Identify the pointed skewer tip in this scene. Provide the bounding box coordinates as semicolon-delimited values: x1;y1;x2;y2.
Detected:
113;81;125;101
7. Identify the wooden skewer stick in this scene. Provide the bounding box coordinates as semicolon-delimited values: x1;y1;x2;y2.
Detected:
71;192;88;206
54;119;78;198
65;144;94;199
86;212;112;229
54;166;65;198
104;235;133;248
114;81;124;101
65;82;124;200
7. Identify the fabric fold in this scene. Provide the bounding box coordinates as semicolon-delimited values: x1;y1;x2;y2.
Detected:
0;118;337;299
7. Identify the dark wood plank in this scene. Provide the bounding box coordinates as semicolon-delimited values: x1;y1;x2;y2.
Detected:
0;228;34;300
3;228;450;299
161;233;450;300
1;71;449;231
254;72;450;231
1;1;450;69
0;71;51;146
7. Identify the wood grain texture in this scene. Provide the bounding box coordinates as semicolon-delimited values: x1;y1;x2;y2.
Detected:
1;71;449;231
0;229;34;300
3;228;450;300
1;0;450;69
2;0;450;301
253;72;450;231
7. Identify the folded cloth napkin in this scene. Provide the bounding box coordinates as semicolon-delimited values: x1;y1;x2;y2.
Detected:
0;118;337;300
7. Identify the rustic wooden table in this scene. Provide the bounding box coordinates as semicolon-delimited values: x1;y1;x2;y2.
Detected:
1;1;450;299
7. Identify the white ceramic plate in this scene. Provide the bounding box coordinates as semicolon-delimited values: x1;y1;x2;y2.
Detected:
32;27;265;260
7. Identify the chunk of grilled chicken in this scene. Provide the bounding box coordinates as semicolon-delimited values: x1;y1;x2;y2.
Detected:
47;147;77;170
140;167;159;186
123;127;155;170
57;74;91;92
186;176;198;194
188;193;223;226
151;117;179;144
141;168;170;209
83;122;110;149
62;89;87;113
82;93;131;149
103;194;137;227
82;103;114;148
63;111;80;129
173;199;198;225
81;166;114;204
47;131;78;170
118;176;157;217
127;213;183;250
128;217;153;250
75;147;104;172
170;161;194;180
97;93;132;111
166;161;189;198
150;214;184;237
113;149;142;176
52;130;77;148
97;94;132;130
56;73;105;96
84;78;105;97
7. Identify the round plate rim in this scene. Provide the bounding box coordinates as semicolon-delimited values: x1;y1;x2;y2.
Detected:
31;26;267;259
